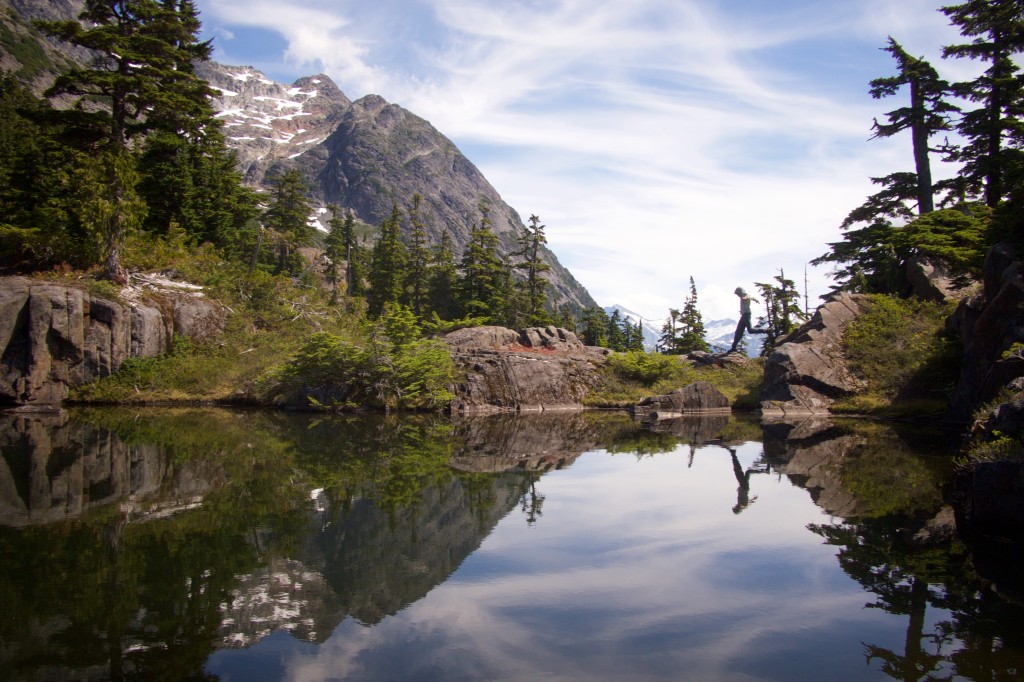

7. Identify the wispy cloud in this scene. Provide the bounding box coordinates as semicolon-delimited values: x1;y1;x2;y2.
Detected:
197;0;962;319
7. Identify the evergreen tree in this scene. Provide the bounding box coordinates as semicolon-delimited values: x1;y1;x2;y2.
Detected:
38;0;219;282
368;203;407;317
624;319;645;351
580;306;609;347
136;128;259;252
427;229;458;320
606;309;626;351
456;204;505;321
864;37;955;218
324;205;346;303
659;308;682;354
0;73;100;270
403;194;430;317
677;277;709;353
263;169;313;274
941;0;1024;209
516;214;553;326
755;269;805;355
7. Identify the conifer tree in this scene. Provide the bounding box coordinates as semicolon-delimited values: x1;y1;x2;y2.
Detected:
324;205;347;303
941;0;1024;209
263;169;313;273
677;277;709;353
516;214;553;326
606;309;626;351
456;204;505;320
580;307;609;347
864;37;955;218
659;309;682;354
38;0;219;282
403;194;430;317
427;229;458;320
755;269;805;356
368;203;408;317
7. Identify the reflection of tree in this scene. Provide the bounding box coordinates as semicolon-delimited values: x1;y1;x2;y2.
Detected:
520;472;546;525
810;517;1024;681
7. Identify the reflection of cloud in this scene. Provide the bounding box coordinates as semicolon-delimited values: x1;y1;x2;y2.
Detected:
208;445;888;680
197;0;964;319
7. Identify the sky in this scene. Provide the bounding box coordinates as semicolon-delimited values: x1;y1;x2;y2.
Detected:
192;0;972;322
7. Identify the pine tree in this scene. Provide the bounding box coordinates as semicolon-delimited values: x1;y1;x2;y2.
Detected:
516;214;553;326
136;128;259;251
606;309;626;351
324;205;346;303
755;269;805;355
368;203;408;317
403;194;430;317
677;277;709;353
580;307;609;347
865;37;955;218
456;204;505;321
659;309;682;354
38;0;219;282
941;0;1024;209
263;169;313;274
427;229;458;320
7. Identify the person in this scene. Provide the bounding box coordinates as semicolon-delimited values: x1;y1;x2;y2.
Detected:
729;287;764;353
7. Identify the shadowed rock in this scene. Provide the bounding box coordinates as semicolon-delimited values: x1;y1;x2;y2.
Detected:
0;276;226;405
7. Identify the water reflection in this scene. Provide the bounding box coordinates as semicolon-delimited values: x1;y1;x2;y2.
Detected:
0;408;1020;680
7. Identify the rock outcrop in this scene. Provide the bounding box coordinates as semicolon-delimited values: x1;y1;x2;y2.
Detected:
954;460;1024;540
759;293;867;416
444;326;607;413
632;381;730;421
946;243;1024;421
0;276;226;406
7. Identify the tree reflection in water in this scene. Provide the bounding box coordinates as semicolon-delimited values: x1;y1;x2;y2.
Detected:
763;417;1024;682
1;408;1022;680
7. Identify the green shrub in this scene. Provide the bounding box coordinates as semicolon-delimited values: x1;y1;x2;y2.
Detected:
607;350;680;386
839;294;960;413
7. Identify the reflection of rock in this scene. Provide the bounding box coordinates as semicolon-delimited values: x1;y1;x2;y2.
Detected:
954;460;1024;541
632;381;730;421
0;412;226;527
761;418;863;518
760;293;867;416
449;412;622;472
639;414;730;444
445;326;607;413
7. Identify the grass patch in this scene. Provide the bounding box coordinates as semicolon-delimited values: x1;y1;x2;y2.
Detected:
831;294;961;417
585;350;764;410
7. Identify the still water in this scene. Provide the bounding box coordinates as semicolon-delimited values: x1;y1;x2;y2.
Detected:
0;408;1021;681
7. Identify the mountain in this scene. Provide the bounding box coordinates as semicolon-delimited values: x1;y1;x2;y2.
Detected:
194;61;597;312
705;317;765;357
605;305;662;352
1;1;598;313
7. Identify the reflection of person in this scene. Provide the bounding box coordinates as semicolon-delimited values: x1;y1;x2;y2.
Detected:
728;448;756;514
729;287;765;353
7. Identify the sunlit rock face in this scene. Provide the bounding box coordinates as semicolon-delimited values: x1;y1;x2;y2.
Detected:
759;293;867;417
444;326;607;414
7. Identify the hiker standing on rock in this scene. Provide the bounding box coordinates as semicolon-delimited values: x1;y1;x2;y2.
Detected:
729;287;764;353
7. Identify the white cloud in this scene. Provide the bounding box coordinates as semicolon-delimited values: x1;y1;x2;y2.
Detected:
196;0;965;319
